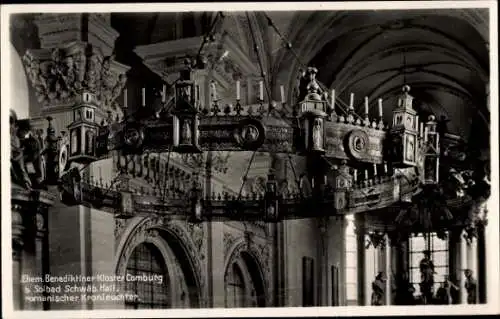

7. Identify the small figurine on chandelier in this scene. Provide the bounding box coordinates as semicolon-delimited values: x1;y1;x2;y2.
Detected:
312;117;324;151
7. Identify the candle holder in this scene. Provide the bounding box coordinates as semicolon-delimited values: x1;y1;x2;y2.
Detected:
258;98;266;115
211;99;220;115
268;101;277;115
346;108;355;124
235;99;242;116
378;116;385;130
364;114;370;127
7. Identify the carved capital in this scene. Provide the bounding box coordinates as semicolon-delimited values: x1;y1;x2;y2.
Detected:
23;42;130;111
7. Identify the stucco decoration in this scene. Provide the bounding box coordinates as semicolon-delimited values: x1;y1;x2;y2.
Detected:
224;236;271;306
114;216;205;305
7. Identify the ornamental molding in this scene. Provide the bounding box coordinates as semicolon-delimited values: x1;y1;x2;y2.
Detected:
114;216;205;293
224;235;272;306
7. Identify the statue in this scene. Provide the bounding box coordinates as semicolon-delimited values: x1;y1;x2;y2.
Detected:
181;119;192;144
312;118;323;150
419;250;436;304
10;110;32;189
371;272;386;305
435;276;459;305
85;52;102;92
464;269;477;304
73;46;87;90
17;119;45;189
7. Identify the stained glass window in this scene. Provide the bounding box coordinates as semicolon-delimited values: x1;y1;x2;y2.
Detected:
409;233;449;296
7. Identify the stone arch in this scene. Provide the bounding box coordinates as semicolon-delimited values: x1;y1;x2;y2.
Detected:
224;238;269;307
114;216;203;308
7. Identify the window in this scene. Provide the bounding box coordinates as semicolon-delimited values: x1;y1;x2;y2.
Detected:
331;265;340;306
409;233;449;296
225;263;246;308
345;215;358;306
125;243;170;309
302;257;315;306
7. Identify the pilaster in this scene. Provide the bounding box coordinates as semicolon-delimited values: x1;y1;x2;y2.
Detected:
355;214;366;306
384;233;391;305
12;205;25;311
11;187;54;310
448;228;467;304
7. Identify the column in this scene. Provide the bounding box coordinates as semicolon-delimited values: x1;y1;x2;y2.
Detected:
448;229;467;304
12;207;24;310
384;234;392;305
273;154;286;307
477;226;486;303
365;244;376;305
35;210;47;310
459;230;468;304
355;215;366;306
390;233;408;305
466;237;478;304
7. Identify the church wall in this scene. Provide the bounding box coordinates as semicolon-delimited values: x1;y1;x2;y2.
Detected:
47;198;86;310
326;216;347;306
283;218;320;306
87;208;117;309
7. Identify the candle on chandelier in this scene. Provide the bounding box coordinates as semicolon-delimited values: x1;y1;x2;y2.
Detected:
331;89;336;108
259;81;264;101
384;162;388;174
324;175;327;185
373;164;378;176
424;127;429;142
123;88;128;108
365;170;368;180
364;96;369;115
353;169;357;182
420;122;424;137
280;85;285;103
142;88;146;107
162;84;166;103
236;80;241;100
415;115;419;131
312;178;315;189
378;98;383;117
349;93;354;110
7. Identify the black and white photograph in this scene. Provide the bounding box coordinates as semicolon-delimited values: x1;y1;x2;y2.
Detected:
1;1;498;318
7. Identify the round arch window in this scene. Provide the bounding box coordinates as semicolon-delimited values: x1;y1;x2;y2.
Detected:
125;243;170;309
